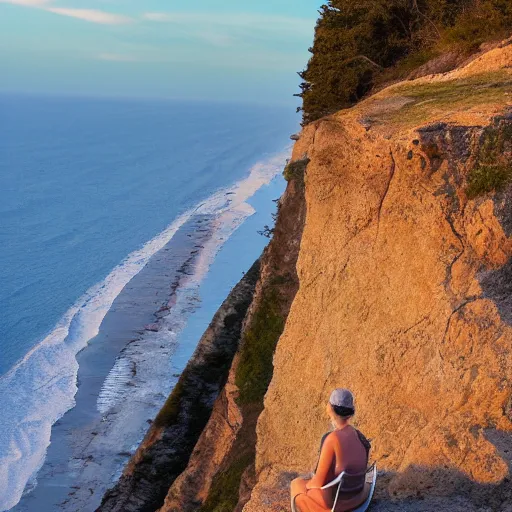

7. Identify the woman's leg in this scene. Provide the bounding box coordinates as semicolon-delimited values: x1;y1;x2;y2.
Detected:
291;478;308;512
295;493;312;512
291;478;308;498
292;480;333;512
295;492;331;512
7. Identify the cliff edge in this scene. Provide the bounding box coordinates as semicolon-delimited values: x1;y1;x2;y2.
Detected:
244;40;512;512
158;157;306;512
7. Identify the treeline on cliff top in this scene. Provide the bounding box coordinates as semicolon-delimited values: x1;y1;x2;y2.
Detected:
299;0;512;124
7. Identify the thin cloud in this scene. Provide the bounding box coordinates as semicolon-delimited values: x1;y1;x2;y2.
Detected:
142;12;315;36
0;0;133;25
0;0;51;5
46;7;132;24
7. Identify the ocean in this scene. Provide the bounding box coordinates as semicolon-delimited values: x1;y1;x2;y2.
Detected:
0;94;298;511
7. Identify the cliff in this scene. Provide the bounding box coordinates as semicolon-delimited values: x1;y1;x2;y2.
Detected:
99;40;512;512
158;161;306;511
243;40;512;512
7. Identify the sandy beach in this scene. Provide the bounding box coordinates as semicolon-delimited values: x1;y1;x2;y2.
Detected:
12;171;285;512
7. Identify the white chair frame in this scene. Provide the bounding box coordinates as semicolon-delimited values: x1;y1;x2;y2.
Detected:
322;463;377;512
291;464;377;512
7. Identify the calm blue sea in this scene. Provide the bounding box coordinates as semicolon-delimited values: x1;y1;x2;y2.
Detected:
0;95;297;376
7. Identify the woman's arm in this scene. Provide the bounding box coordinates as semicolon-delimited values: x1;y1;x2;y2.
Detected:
306;435;335;490
314;432;331;473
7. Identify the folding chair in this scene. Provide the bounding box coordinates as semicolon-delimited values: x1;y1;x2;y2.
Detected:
291;464;377;512
321;464;377;512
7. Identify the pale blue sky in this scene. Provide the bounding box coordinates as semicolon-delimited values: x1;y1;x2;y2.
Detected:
0;0;319;103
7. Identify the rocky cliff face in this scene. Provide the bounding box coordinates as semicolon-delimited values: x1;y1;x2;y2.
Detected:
158;167;306;512
244;42;512;512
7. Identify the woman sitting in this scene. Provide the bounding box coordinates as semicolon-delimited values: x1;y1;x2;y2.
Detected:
290;389;371;512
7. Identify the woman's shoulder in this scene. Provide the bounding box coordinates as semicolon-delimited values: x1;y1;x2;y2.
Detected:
323;429;348;445
321;430;338;447
327;426;370;446
321;431;334;443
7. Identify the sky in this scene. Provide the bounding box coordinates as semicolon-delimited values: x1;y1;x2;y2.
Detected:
0;0;319;104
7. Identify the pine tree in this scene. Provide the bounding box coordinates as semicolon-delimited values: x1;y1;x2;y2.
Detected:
298;0;512;125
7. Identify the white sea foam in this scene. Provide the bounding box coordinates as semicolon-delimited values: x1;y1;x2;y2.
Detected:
0;148;290;512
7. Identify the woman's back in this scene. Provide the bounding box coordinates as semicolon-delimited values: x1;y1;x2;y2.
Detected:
331;426;368;477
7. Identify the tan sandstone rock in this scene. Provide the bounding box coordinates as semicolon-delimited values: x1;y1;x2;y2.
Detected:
244;43;512;512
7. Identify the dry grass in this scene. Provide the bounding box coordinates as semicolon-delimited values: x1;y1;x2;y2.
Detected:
370;71;512;128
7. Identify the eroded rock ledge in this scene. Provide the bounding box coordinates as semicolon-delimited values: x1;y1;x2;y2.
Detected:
98;259;260;512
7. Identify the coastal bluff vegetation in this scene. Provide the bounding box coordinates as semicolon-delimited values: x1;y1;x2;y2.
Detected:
100;3;512;512
298;0;512;124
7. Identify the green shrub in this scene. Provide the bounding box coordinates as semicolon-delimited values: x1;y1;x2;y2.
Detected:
235;287;285;405
199;454;253;512
153;372;187;428
441;0;512;51
377;48;440;84
466;164;511;198
466;123;512;198
283;158;310;185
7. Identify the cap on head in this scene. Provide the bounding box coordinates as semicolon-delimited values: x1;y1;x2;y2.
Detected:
329;388;354;409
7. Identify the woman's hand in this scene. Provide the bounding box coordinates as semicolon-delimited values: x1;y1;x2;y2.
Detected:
305;480;321;491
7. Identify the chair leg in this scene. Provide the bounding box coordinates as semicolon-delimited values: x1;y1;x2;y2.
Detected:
331;483;342;512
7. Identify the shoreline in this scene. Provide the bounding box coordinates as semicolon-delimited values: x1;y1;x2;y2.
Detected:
4;152;288;512
13;215;220;512
98;260;262;512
